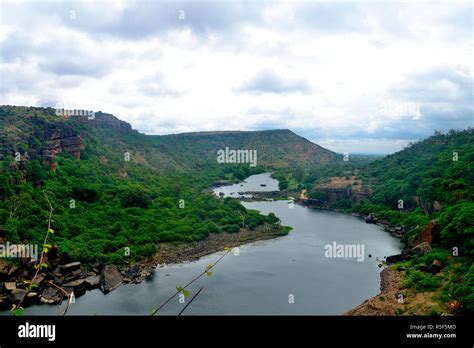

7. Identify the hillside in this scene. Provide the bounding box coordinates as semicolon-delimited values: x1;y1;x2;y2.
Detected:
0;105;338;265
339;130;473;314
157;129;339;169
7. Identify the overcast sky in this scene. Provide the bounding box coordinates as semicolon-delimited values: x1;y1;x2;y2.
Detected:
0;0;472;154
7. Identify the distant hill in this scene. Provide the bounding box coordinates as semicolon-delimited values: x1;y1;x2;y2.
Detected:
0;106;339;174
157;128;339;169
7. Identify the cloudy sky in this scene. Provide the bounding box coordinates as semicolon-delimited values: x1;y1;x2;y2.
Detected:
0;0;472;154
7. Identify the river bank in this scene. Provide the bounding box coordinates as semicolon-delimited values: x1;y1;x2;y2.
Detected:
0;222;289;312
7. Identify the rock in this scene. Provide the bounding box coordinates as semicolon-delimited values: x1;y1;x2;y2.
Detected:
100;265;123;294
0;260;16;281
53;275;65;286
84;275;100;289
63;278;87;296
27;292;38;298
10;289;27;302
32;273;46;285
365;213;376;223
414;220;441;245
5;282;16;291
412;242;432;256
62;261;81;273
8;264;18;276
386;248;414;264
124;266;141;278
427;260;443;274
40;287;61;304
63;278;85;288
64;274;80;283
71;269;82;276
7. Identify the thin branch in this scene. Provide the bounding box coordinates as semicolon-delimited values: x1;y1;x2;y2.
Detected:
178;287;203;316
151;250;229;315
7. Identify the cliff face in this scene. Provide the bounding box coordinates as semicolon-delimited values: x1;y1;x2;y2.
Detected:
88;111;135;133
42;127;85;164
314;175;371;203
0;107;139;175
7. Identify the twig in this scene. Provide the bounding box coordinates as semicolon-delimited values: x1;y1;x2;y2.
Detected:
151;250;229;315
178;287;203;316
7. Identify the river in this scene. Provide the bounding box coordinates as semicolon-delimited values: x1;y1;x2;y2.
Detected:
16;172;401;315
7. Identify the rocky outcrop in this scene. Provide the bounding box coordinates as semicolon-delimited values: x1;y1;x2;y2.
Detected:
41;127;84;165
89;112;135;133
100;265;123;294
413;220;441;245
413;196;443;215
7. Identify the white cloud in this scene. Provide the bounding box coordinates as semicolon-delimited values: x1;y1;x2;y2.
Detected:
0;0;472;154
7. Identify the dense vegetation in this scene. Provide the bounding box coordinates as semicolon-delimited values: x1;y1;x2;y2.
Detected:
0;106;284;264
295;129;474;313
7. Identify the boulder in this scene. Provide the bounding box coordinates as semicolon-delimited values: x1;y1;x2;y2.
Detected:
427;260;443;274
5;282;16;291
10;289;27;302
61;262;81;273
63;278;87;296
386;248;414;264
100;265;123;294
412;242;432;256
365;213;377;224
40;287;61;304
84;274;101;289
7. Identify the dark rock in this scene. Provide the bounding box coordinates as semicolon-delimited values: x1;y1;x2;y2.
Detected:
365;213;376;223
124;265;141;279
386;248;414;264
40;287;61;304
427;260;443;274
10;289;27;302
61;261;81;273
53;275;64;286
100;264;123;294
63;279;87;296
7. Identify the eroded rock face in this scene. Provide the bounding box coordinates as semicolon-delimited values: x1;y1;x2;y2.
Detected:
412;242;432;256
413;220;441;245
41;127;85;165
100;265;123;294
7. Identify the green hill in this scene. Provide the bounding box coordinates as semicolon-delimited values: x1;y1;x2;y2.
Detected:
0;105;336;264
351;129;474;314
